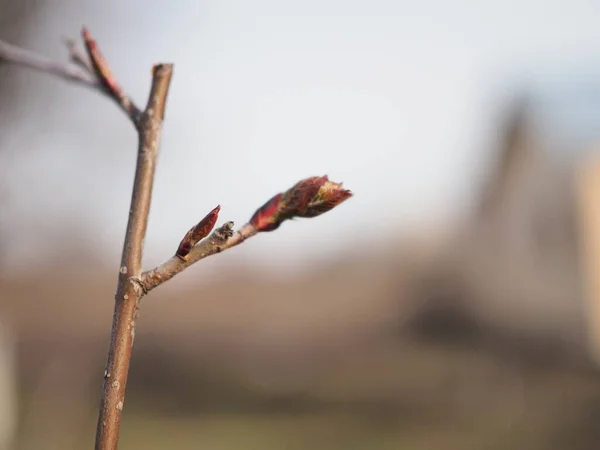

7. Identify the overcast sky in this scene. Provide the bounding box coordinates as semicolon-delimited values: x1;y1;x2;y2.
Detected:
3;0;600;273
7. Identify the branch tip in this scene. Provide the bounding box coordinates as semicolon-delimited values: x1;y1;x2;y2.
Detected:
80;26;141;121
152;63;173;76
145;64;173;120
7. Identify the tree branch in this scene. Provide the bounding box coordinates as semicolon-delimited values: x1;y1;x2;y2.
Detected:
0;38;97;86
0;27;352;450
0;28;171;450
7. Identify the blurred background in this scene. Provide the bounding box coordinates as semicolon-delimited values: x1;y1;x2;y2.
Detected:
3;0;600;449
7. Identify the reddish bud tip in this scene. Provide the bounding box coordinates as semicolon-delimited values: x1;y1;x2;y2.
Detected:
304;180;353;217
279;175;328;219
249;175;352;232
176;205;221;258
81;26;121;94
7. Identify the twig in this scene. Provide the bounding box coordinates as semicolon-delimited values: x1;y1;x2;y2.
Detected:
61;36;93;73
140;175;352;293
0;28;169;450
0;27;352;450
0;30;141;122
141;222;257;292
93;62;172;450
81;28;141;122
0;39;97;87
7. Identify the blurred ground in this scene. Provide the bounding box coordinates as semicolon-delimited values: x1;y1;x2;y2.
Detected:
3;90;600;450
2;230;600;450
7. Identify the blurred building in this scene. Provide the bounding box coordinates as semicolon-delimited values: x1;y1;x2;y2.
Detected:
410;89;600;367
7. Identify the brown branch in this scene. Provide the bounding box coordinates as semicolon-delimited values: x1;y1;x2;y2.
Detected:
94;63;172;450
0;30;158;449
139;175;352;293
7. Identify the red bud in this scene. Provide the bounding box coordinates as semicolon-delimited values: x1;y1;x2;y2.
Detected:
81;27;121;94
304;179;353;217
176;205;221;258
279;175;328;219
249;175;352;232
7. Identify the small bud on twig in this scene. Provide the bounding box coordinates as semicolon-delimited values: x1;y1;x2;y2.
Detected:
81;27;121;95
80;27;140;121
249;175;352;232
176;205;221;259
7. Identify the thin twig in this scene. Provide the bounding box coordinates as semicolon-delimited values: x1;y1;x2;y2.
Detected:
138;174;351;293
81;28;141;122
61;36;94;73
0;31;156;450
0;32;141;122
0;39;98;87
140;222;258;292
